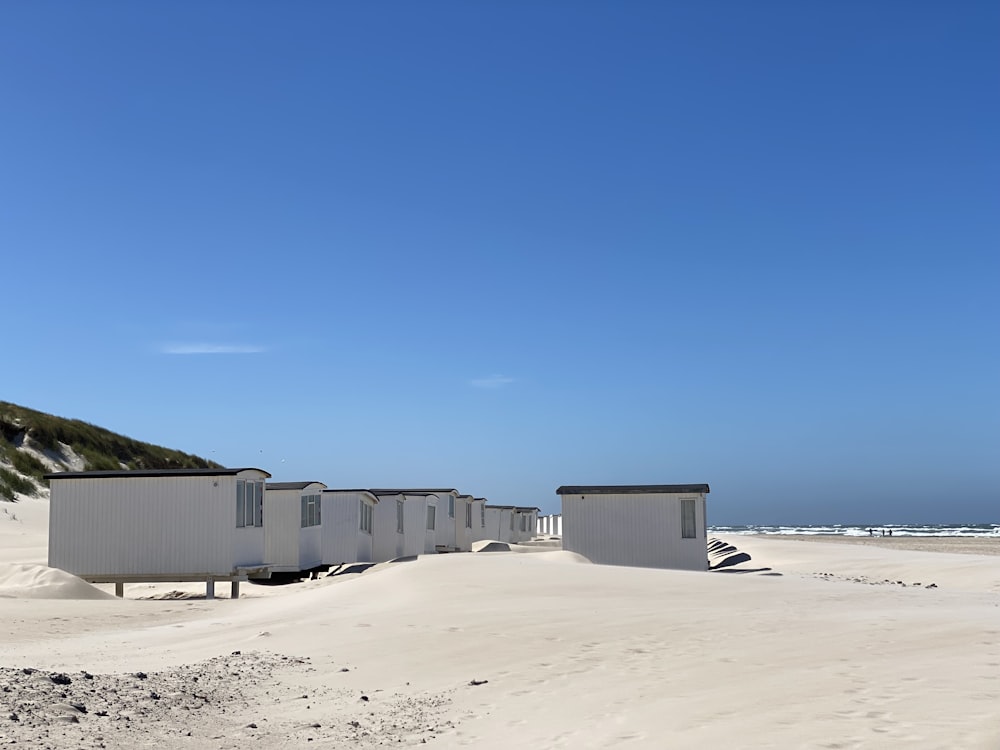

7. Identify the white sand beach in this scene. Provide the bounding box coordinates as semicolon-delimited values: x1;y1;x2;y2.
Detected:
2;499;999;749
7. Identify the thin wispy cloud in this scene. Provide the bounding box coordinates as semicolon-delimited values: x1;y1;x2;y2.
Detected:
159;343;267;355
470;374;515;389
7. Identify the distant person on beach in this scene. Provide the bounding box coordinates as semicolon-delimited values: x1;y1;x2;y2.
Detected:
868;528;874;536
888;529;893;537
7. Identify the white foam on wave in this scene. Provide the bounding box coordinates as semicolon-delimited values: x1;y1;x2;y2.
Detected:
711;524;1000;537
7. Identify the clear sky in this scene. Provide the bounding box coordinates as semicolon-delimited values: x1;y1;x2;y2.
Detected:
2;2;997;523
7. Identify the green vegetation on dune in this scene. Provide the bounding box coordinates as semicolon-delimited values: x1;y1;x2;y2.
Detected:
9;448;48;481
0;467;36;501
0;401;222;500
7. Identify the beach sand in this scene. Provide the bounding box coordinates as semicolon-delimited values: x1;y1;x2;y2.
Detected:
2;500;999;748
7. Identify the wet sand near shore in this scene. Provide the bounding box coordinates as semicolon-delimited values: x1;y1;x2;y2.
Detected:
754;533;1000;556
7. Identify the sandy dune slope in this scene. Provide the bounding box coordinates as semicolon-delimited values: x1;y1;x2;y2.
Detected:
2;503;999;749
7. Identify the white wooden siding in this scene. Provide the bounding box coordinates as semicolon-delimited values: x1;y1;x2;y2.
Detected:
453;495;472;551
433;491;458;550
561;492;707;571
48;470;268;577
424;497;438;553
469;499;487;543
263;488;301;571
511;509;538;543
401;495;427;557
263;483;325;573
320;491;375;565
300;525;322;569
484;507;514;543
372;494;405;562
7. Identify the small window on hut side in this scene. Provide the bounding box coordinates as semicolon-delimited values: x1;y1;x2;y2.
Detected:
301;495;321;528
681;498;697;538
252;482;263;527
237;480;246;528
359;500;373;534
237;480;264;528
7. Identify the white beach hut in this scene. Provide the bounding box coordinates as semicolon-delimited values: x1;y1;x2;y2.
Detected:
556;484;710;571
46;467;272;598
484;505;516;543
537;513;563;537
320;490;377;566
370;489;461;558
512;506;540;543
263;481;327;575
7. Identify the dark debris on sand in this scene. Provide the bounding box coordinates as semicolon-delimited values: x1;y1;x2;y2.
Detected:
0;652;463;749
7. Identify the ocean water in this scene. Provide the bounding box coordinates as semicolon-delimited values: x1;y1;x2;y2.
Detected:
709;524;1000;537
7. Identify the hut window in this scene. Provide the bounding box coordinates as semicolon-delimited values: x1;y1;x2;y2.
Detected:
465;503;472;529
480;504;485;527
396;500;404;534
359;500;373;534
426;505;436;530
237;480;264;528
448;496;455;518
236;481;246;528
252;482;263;527
681;499;697;538
509;513;514;531
301;494;321;528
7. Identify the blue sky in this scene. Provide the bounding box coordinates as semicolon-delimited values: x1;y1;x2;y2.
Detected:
2;2;997;523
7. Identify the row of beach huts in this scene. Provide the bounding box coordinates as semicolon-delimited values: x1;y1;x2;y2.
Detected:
45;467;540;598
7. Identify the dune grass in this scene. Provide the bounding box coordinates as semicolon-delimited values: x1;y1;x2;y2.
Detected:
0;401;221;495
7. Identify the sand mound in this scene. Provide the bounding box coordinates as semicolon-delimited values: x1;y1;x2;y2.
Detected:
0;563;115;600
470;540;589;562
472;540;511;552
526;550;591;564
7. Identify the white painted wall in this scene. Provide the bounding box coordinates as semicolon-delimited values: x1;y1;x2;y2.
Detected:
48;469;269;577
470;499;487;543
454;495;473;551
511;509;538;543
372;494;405;562
401;494;427;557
537;514;563;536
511;510;524;543
561;492;708;571
264;483;325;573
423;497;438;553
301;524;322;569
433;491;458;550
263;487;301;571
320;491;375;565
484;507;515;543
